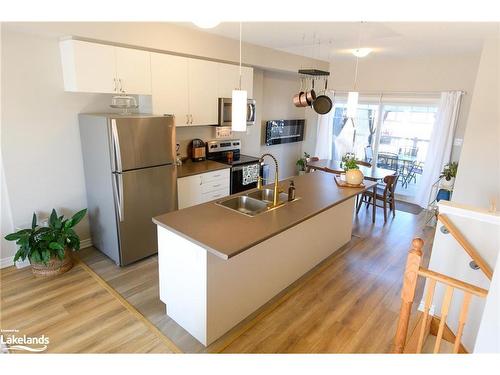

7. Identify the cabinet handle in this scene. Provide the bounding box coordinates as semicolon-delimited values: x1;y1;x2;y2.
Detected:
118;78;124;93
113;78;117;92
212;184;221;188
186;114;189;125
190;114;193;124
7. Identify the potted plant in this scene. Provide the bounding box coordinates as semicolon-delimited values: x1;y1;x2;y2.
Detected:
439;162;458;190
341;153;364;185
4;208;87;277
296;152;311;176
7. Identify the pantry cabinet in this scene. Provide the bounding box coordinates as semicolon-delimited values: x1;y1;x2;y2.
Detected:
60;40;151;95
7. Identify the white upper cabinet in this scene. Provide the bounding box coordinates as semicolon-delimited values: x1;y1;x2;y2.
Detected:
60;40;151;95
188;59;219;126
60;40;254;126
60;40;116;93
217;64;254;99
115;47;151;95
151;53;190;126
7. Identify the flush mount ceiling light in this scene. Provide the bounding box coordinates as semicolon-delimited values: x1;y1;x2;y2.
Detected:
352;48;373;58
232;22;247;132
192;20;220;29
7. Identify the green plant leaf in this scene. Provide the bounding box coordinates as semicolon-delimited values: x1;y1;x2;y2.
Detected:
56;248;65;260
30;250;41;263
49;209;58;228
70;209;87;227
5;232;21;241
31;213;37;229
49;242;64;250
42;249;51;264
13;250;23;262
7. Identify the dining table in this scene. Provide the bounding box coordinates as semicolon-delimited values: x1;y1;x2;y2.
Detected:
306;159;396;223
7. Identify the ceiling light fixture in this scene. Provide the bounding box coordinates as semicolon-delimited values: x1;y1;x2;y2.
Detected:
232;22;247;132
352;47;373;58
192;20;220;29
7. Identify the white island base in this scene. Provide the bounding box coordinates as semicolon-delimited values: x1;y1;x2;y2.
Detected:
157;198;355;346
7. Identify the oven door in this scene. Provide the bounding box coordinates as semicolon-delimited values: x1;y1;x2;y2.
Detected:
231;163;263;194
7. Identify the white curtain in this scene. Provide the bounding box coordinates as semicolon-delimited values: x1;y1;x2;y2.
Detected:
333;117;356;160
415;91;463;208
314;91;334;159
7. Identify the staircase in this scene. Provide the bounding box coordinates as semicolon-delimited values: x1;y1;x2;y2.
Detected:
393;212;492;354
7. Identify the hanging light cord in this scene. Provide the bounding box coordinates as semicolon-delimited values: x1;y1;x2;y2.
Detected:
353;21;362;91
239;22;242;90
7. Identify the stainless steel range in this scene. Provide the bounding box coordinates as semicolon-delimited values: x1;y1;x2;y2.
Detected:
206;139;268;194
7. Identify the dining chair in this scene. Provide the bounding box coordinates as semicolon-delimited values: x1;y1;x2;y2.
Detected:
356;174;399;222
377;152;399;172
356;160;372;168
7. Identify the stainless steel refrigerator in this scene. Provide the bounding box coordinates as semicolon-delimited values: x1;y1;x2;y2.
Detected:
79;114;177;265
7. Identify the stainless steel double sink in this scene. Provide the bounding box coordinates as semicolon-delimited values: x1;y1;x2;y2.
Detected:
216;189;298;217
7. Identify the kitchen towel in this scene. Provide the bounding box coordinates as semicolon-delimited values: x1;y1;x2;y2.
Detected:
242;164;260;185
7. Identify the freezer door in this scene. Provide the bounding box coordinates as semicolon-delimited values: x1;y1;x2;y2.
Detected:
110;116;176;172
113;164;177;265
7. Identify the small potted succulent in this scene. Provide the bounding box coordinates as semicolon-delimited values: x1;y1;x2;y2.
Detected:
4;208;87;277
341;153;364;185
296;152;311;176
440;162;458;190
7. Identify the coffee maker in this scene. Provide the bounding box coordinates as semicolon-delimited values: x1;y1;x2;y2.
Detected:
190;139;206;162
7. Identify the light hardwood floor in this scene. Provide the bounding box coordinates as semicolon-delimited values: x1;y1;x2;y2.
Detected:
1;207;434;353
76;207;434;353
0;262;178;353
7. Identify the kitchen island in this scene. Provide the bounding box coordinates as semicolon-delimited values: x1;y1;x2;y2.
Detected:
153;172;377;346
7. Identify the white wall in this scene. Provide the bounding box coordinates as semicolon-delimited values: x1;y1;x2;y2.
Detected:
474;251;500;352
452;38;500;209
325;53;481;161
426;203;499;351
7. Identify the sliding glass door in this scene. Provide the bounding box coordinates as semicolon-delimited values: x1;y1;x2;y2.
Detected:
331;98;438;203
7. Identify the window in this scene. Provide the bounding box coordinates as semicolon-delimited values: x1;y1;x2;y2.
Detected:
330;99;438;203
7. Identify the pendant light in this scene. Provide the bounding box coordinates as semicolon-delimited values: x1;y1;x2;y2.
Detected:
346;22;363;119
232;22;247;132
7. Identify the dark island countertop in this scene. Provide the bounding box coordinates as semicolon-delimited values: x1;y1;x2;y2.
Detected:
154;172;377;260
176;160;230;178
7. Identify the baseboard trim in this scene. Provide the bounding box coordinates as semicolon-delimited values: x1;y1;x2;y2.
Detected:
0;238;92;269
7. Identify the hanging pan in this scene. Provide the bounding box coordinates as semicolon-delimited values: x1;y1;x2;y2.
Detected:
293;78;305;107
305;78;316;106
313;78;332;115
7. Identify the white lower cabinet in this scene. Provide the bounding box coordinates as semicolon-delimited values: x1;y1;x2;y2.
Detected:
177;169;230;210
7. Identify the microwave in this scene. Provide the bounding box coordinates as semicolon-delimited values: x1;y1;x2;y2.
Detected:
218;98;256;126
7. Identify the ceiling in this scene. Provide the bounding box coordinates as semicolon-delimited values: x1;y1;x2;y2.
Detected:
179;22;499;60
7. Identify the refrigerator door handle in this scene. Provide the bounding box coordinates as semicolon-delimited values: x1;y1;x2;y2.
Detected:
111;119;123;172
113;173;124;222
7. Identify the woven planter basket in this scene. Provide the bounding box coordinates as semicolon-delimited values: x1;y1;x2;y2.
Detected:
30;248;73;277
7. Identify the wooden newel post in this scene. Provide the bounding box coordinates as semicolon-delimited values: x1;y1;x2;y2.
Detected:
393;238;424;353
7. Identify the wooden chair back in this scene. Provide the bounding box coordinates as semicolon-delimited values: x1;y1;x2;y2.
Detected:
356;160;372;168
383;174;398;197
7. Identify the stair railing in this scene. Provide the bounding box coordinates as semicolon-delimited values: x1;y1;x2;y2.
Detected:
393;238;489;354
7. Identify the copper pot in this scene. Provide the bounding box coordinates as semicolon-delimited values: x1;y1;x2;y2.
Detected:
305;79;316;106
299;92;309;107
293;92;304;107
